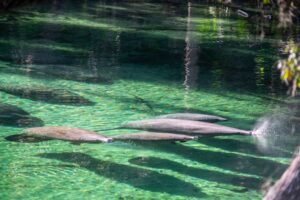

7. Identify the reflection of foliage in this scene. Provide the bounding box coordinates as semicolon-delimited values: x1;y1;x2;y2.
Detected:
277;0;295;28
278;41;300;96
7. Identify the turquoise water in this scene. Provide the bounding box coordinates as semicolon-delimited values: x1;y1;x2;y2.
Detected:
0;1;299;199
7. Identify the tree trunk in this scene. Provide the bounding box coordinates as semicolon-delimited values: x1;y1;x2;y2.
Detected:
264;149;300;200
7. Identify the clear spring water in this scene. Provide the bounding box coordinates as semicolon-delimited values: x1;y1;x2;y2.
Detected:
0;1;300;199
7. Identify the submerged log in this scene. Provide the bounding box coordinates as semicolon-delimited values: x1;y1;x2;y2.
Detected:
264;149;300;200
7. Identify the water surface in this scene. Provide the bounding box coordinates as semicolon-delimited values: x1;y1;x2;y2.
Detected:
0;1;299;199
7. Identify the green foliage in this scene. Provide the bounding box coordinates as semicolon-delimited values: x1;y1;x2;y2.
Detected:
263;0;271;5
278;41;300;96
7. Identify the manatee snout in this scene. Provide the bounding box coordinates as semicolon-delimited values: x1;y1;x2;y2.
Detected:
104;137;113;143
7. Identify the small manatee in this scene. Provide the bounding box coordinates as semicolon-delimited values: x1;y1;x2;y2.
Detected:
157;113;226;122
112;132;197;142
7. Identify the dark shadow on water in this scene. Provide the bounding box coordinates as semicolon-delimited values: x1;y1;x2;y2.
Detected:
129;156;263;190
198;137;292;158
5;133;51;143
5;133;104;145
127;141;288;178
0;85;95;106
23;164;78;168
0;115;44;127
0;103;44;127
38;152;205;198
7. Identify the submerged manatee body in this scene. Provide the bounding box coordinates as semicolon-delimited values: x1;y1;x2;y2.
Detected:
18;64;112;84
0;103;43;127
112;132;197;141
122;119;251;136
24;126;112;143
0;85;94;105
157;113;226;122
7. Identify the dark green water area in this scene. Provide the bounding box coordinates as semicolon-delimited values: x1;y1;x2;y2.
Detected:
1;1;300;199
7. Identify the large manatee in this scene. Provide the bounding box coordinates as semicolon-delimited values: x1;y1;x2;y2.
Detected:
16;64;112;84
0;85;94;105
24;126;112;143
122;119;251;136
157;113;226;122
112;132;197;141
0;103;43;127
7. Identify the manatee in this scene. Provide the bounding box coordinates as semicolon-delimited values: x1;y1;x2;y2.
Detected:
0;85;94;105
0;103;29;115
157;113;226;122
17;64;112;84
122;119;251;136
24;126;112;143
0;103;44;127
112;132;197;142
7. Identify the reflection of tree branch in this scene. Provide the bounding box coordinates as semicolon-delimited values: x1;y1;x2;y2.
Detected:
183;2;199;90
277;0;295;28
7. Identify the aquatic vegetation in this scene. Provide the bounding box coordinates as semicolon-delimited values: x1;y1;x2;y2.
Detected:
278;41;300;96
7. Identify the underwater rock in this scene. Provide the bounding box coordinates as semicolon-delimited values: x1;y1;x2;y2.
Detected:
122;119;251;136
0;85;94;105
24;126;112;143
18;64;112;84
112;132;197;142
0;103;43;127
157;113;226;122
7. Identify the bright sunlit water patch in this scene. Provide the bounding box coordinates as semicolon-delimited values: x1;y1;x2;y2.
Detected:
0;1;299;200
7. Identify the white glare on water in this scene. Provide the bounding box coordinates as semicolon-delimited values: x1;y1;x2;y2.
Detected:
252;108;298;156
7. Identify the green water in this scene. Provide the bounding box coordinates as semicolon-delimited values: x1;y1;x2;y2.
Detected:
0;1;299;199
